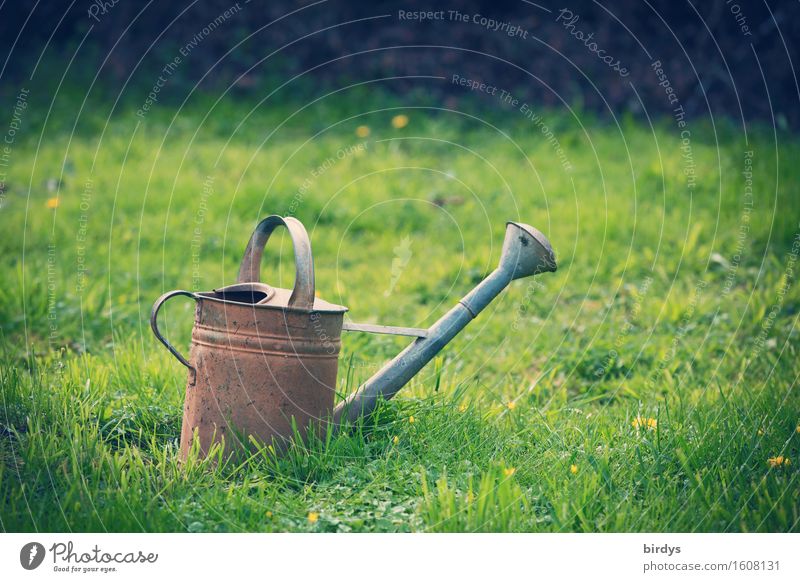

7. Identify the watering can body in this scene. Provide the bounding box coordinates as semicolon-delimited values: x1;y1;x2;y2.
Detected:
152;214;556;459
151;216;347;458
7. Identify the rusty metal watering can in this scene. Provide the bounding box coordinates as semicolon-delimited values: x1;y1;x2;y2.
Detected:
151;215;556;459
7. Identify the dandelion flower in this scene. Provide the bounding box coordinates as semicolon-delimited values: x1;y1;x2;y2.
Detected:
632;417;657;430
266;510;273;518
796;425;800;434
757;429;764;436
507;401;516;410
408;415;415;424
391;114;409;129
767;456;782;468
46;197;59;209
503;467;516;477
392;435;399;445
307;511;319;524
570;464;578;475
355;125;370;138
458;403;467;413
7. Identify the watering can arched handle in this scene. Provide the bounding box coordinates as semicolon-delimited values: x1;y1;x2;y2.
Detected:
236;215;315;311
150;290;198;385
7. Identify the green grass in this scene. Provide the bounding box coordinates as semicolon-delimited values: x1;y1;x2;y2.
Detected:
1;90;799;532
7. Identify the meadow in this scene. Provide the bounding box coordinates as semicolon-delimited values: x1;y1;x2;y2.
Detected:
1;89;798;532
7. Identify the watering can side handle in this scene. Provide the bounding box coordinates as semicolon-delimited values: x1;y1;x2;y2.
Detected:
150;290;197;384
236;215;315;311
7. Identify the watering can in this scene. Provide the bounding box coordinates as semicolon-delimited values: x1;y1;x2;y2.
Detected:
151;215;556;458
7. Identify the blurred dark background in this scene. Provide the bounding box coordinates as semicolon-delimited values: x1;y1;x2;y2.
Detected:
1;0;798;127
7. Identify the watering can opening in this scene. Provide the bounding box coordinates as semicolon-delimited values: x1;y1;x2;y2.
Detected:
201;281;347;313
205;282;275;305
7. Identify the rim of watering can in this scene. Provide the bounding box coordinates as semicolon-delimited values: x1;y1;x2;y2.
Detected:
506;221;556;264
199;282;348;314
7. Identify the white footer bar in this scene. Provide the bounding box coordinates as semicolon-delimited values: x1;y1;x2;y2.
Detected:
1;533;797;581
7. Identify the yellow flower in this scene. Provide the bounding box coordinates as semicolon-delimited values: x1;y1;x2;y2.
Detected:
796;425;800;434
266;510;273;518
46;197;59;209
757;429;764;436
307;511;319;524
570;464;578;475
767;456;781;468
503;467;516;477
632;417;657;430
507;401;516;410
355;125;370;138
767;456;790;468
408;415;415;424
392;435;399;445
458;403;467;413
391;114;409;129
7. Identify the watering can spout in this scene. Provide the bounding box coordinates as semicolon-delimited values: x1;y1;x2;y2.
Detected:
333;221;556;426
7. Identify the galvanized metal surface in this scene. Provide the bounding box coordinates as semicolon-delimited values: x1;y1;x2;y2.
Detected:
151;290;199;385
332;221;556;426
342;321;429;338
152;215;556;458
237;215;317;310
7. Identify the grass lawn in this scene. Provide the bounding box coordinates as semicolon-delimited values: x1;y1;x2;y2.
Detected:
1;90;798;532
